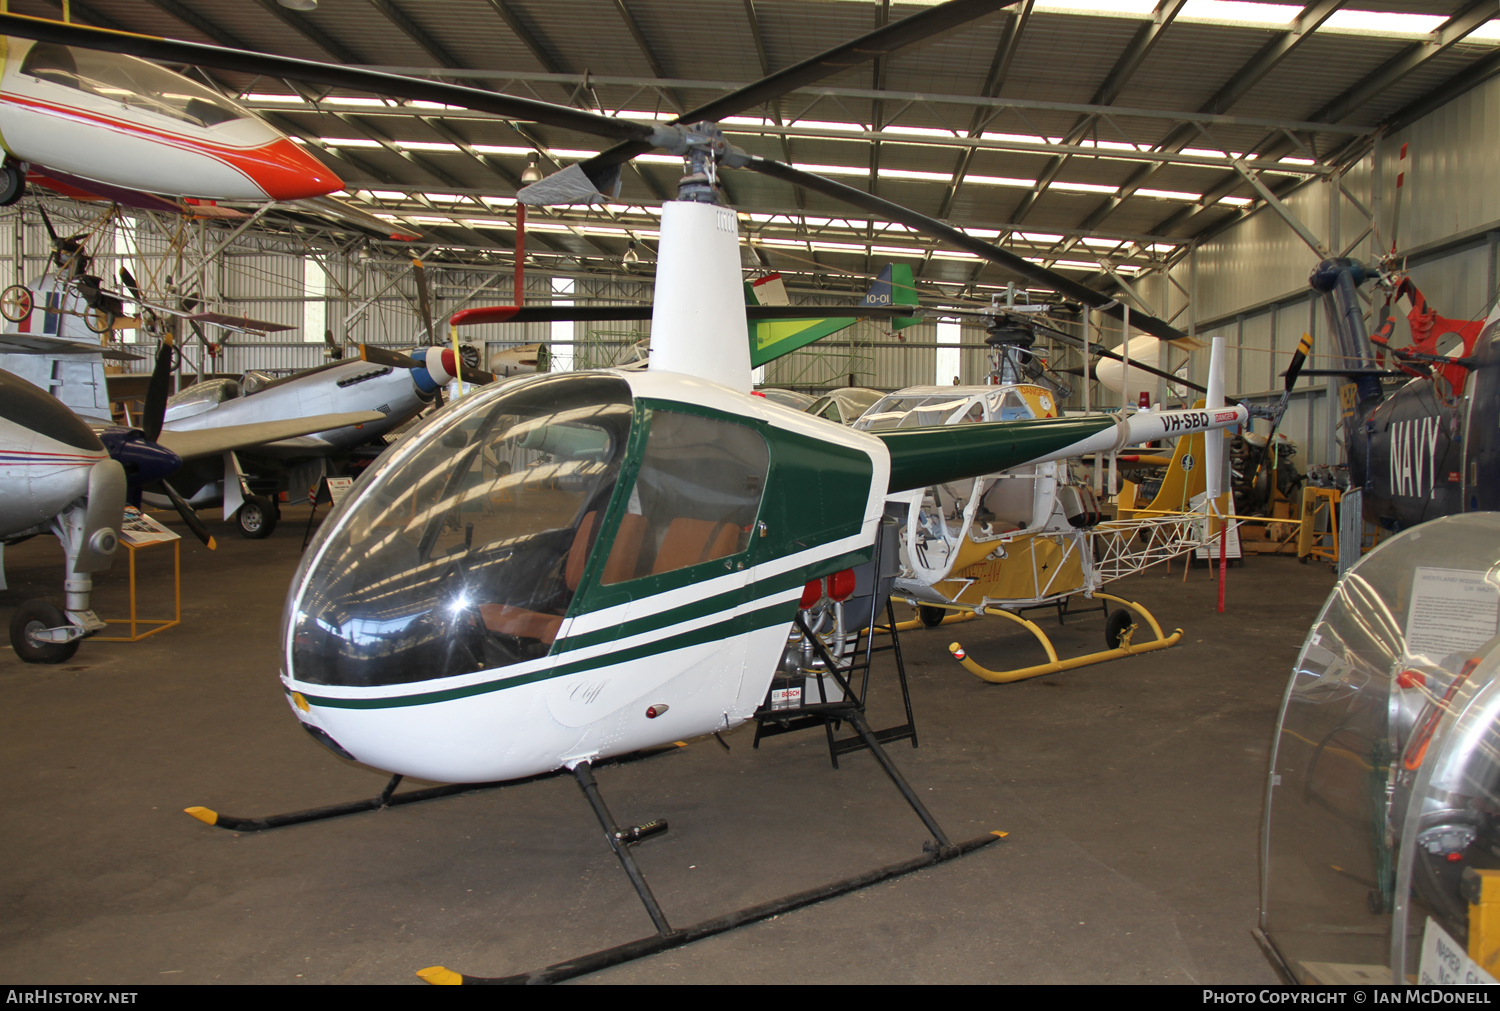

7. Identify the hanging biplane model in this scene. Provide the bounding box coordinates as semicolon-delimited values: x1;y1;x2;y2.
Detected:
0;0;1251;983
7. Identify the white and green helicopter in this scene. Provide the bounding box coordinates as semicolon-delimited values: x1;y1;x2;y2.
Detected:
3;0;1247;984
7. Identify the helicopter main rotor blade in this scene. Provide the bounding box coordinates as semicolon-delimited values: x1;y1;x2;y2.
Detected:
0;13;651;143
742;156;1186;344
578;0;1012;186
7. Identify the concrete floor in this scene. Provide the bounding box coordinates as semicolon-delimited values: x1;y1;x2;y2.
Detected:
0;508;1336;985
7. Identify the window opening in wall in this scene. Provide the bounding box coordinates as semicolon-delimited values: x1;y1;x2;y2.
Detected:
304;257;327;343
551;276;574;371
936;319;961;385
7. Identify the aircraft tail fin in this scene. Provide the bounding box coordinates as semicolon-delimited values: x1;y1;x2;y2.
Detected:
861;264;920;331
746;264;919;368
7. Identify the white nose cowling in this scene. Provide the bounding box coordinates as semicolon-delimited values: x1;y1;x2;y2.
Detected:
648;201;751;393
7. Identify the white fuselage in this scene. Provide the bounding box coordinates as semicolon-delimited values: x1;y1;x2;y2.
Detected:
0;408;104;537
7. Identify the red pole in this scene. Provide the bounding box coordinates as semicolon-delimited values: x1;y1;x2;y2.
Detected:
514;203;526;306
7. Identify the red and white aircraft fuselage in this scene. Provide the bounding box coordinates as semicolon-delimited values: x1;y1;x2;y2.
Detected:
0;37;339;204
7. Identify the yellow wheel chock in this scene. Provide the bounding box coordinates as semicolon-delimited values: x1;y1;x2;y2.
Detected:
944;592;1184;684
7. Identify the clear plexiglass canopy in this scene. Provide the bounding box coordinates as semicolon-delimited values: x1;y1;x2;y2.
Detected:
1262;513;1500;985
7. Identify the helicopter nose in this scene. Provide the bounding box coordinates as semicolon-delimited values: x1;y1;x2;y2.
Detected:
236;138;344;201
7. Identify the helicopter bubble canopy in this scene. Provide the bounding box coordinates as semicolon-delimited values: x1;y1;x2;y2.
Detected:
284;373;635;690
1261;514;1500;984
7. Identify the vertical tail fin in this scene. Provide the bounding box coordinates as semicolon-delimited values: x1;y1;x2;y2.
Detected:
1205;335;1227;510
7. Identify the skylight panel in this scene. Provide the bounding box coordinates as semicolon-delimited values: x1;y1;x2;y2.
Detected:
319;137;380;148
793;163;868;177
472;144;533;156
1325;9;1446;35
1219;195;1253;206
882;125;957;138
1037;0;1155;15
1051;181;1119;194
242;93;305;103
549;149;601;159
1017;232;1064;243
1180;1;1298;26
399;141;459;152
981;132;1049;145
1137;188;1201;201
965;174;1036;188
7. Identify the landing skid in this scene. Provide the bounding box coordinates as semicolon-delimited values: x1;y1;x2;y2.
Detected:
420;707;1005;985
946;592;1183;683
182;744;685;832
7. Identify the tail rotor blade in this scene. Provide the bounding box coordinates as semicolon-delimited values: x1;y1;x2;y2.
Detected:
142;334;175;442
158;481;216;550
1251;332;1314;497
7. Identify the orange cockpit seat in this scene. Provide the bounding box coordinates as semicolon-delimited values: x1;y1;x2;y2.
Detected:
477;511;651;644
650;517;740;574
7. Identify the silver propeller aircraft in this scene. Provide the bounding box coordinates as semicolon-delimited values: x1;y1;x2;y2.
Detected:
7;0;1247;982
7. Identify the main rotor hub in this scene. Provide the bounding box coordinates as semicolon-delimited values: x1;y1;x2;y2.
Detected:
671;122;730;205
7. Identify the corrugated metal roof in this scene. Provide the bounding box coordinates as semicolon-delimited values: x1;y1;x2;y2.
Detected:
3;0;1495;294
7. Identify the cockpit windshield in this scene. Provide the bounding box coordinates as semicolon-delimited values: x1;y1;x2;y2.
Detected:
855;394;974;431
286;374;633;688
20;43;251;129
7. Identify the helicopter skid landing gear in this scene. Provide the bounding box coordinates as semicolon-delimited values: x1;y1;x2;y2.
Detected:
182;743;687;832
947;592;1183;684
421;708;1005;986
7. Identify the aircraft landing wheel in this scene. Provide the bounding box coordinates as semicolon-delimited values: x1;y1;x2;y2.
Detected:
1104;608;1135;650
918;605;947;628
9;598;79;664
83;306;116;334
237;497;278;540
0;284;32;322
0;164;25;207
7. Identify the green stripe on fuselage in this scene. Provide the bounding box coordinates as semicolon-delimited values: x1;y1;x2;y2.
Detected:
296;597;800;711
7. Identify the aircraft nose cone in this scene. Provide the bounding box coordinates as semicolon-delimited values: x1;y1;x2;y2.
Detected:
241;138;344;201
99;427;183;495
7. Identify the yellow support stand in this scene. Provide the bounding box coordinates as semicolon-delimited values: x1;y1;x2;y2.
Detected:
944;592;1183;684
1298;486;1341;562
93;536;181;642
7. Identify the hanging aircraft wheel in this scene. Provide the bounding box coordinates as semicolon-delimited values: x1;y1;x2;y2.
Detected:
237;497;278;540
0;164;25;207
1104;608;1136;650
83;306;116;334
0;285;32;322
918;605;947;628
9;599;79;665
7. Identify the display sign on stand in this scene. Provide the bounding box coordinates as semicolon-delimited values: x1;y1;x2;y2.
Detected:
97;509;181;642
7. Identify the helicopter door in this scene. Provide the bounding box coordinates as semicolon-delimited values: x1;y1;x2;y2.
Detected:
546;408;770;736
